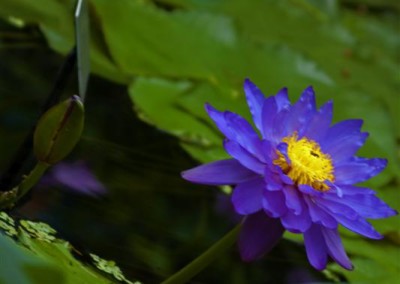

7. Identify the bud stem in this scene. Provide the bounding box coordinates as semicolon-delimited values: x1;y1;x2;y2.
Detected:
161;223;241;284
17;161;49;200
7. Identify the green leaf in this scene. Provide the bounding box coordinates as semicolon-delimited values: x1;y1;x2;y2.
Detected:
0;212;138;284
329;237;400;284
0;233;63;284
129;77;221;147
0;0;129;83
91;0;234;79
370;187;400;236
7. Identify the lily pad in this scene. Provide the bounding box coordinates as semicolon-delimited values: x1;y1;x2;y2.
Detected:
0;212;138;284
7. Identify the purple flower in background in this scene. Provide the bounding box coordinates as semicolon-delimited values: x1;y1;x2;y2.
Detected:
41;161;107;196
182;79;396;270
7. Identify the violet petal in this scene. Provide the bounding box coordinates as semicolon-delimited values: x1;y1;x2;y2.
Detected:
238;212;285;261
304;224;328;270
223;139;265;174
181;159;257;185
232;177;265;215
320;119;363;152
243;78;265;133
304;197;338;229
301;100;332;142
280;200;312;233
205;104;263;159
334;157;387;184
333;214;383;239
325;193;397;219
262;189;287;217
321;227;353;270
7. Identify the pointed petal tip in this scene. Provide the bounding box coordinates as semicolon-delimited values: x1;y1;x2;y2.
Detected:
367;158;388;176
301;86;316;101
243;78;257;91
181;159;259;186
341;261;354;271
350;118;365;130
324;99;333;109
204;102;214;112
381;207;398;218
239;252;258;262
311;262;327;271
372;233;384;240
276;87;288;96
180;169;197;183
379;158;388;168
278;86;288;92
363;226;384;240
243;77;252;85
305;85;314;92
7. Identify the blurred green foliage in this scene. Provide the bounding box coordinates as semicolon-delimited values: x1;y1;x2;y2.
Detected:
0;0;399;283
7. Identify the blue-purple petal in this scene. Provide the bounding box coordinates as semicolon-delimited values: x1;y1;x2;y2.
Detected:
261;140;277;165
278;169;295;185
304;224;328;270
321;227;353;270
320;119;363;152
330;185;375;196
264;170;283;191
298;184;323;197
280;199;312;233
261;96;278;141
281;86;316;136
334;157;387;184
271;108;291;142
304;197;338;229
45;161;107;196
316;198;358;220
243;78;265;133
224;140;265;174
282;185;303;215
262;189;287;217
205;104;263;158
301;100;333;142
300;86;317;109
326;194;397;219
334;214;383;239
238;212;285;261
276;142;290;164
232;178;265;215
274;87;290;111
181;159;257;185
326;132;369;164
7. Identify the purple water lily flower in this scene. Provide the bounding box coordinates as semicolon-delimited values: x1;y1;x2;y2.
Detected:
41;161;107;196
182;79;397;270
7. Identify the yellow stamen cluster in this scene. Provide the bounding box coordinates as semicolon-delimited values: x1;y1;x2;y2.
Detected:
273;133;334;191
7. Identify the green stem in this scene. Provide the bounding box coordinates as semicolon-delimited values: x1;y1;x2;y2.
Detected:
162;223;242;284
17;161;49;199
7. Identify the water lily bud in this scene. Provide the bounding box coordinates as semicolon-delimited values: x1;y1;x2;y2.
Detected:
34;95;84;164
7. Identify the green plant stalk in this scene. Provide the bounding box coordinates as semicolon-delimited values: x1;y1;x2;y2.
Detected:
17;161;49;200
162;223;242;284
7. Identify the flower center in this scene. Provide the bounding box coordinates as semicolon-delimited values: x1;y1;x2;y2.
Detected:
273;133;334;191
